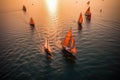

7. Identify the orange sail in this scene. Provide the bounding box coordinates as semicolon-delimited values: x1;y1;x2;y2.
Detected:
29;18;35;26
85;7;91;16
61;28;77;55
30;18;34;24
78;13;83;24
61;28;72;47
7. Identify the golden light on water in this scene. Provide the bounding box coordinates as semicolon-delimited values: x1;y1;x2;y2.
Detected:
45;0;58;15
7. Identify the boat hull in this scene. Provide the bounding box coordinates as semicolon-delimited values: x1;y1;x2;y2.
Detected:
23;9;26;12
23;7;26;12
86;16;91;20
85;14;90;16
62;46;75;57
44;48;52;56
78;22;82;26
30;24;35;27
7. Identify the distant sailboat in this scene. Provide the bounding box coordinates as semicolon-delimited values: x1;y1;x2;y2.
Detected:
85;7;91;20
44;38;52;57
85;7;91;16
61;28;77;56
22;5;26;12
87;1;90;5
78;12;83;25
29;17;35;27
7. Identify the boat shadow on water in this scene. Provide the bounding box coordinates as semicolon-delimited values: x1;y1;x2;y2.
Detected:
62;50;76;64
85;16;91;23
46;54;53;61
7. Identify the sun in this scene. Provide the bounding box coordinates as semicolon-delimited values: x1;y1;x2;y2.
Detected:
46;0;58;14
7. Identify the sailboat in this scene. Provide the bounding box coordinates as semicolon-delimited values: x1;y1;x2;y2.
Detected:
85;7;91;20
29;17;35;27
61;28;77;56
44;38;52;56
78;12;83;25
85;7;91;16
87;1;90;5
22;5;26;12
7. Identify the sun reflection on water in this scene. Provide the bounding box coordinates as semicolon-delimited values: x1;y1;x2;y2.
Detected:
45;0;58;16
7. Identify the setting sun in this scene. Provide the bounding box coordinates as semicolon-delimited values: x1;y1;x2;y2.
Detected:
45;0;58;15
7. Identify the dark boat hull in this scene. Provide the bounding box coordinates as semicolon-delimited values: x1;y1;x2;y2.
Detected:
62;49;76;60
23;9;26;12
44;48;52;56
30;24;35;27
85;13;91;19
86;16;91;20
23;7;26;12
78;22;82;26
62;47;76;58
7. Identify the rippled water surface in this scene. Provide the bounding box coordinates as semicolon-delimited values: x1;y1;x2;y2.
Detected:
0;0;120;80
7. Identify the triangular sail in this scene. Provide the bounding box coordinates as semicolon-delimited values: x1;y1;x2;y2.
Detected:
61;28;72;47
85;7;91;16
78;13;83;24
30;18;34;25
87;7;90;12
